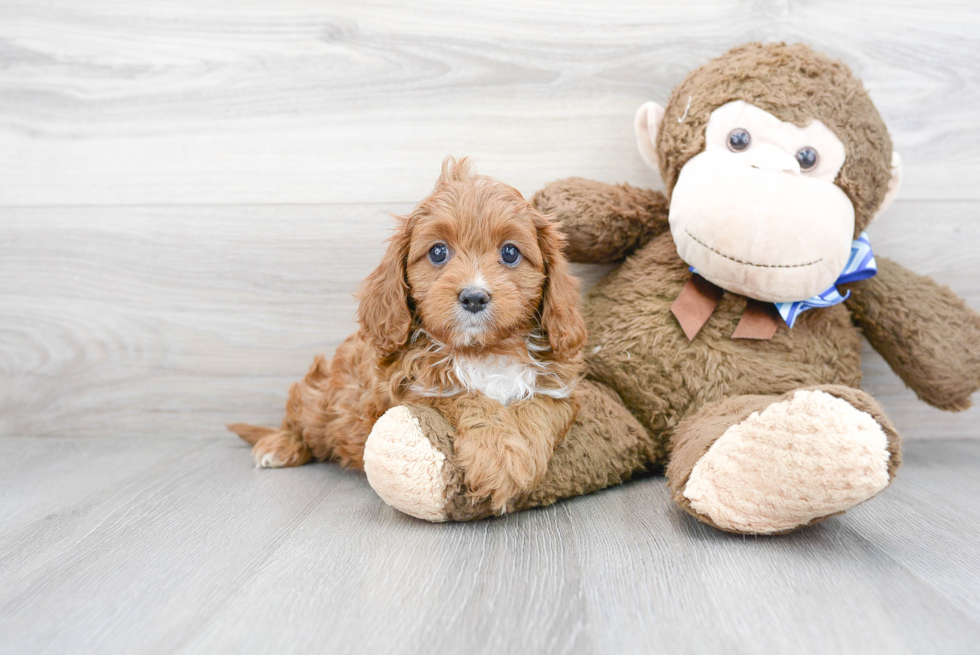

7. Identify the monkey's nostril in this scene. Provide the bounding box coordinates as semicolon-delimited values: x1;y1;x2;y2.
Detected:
459;288;490;313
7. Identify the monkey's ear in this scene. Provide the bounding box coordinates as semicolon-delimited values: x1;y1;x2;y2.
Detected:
635;101;666;173
871;152;903;223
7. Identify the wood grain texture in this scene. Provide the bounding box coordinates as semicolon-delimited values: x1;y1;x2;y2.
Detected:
0;437;978;654
2;4;979;653
1;0;979;206
2;200;977;440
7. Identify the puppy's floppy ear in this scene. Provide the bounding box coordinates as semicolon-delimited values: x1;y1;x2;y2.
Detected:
534;212;587;360
356;215;413;357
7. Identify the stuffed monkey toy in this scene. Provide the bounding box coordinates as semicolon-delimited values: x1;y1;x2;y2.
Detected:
362;42;980;533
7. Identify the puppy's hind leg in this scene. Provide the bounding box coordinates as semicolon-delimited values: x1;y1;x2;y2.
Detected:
227;354;330;469
227;423;313;469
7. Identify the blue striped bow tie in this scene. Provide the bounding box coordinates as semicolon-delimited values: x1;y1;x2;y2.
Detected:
690;232;878;329
774;232;877;327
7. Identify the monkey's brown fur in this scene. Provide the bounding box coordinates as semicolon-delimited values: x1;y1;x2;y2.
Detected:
393;43;980;531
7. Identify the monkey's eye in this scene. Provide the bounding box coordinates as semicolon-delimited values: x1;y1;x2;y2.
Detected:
727;128;751;152
428;243;449;265
500;244;521;266
796;147;819;171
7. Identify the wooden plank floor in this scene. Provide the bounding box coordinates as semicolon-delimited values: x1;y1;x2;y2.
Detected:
0;438;978;655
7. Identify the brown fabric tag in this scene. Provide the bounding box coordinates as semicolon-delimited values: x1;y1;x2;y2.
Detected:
731;299;782;340
671;275;724;341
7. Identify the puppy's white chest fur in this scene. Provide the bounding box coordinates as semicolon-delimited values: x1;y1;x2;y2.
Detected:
412;354;570;406
451;355;540;406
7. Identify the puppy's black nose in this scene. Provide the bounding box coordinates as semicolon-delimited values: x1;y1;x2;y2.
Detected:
459;288;490;313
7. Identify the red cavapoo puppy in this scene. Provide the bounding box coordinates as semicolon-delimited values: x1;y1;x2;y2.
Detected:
228;157;586;510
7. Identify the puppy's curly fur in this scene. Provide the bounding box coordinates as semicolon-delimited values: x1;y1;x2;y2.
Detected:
229;158;587;511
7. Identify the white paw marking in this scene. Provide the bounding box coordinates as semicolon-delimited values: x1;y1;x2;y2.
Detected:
684;390;891;534
256;452;284;469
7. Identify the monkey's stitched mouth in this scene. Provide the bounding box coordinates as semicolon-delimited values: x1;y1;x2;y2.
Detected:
684;229;823;269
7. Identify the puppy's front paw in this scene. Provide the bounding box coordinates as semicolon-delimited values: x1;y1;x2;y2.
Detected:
454;429;547;512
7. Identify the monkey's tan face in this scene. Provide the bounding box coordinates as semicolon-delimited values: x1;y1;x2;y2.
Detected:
666;101;855;303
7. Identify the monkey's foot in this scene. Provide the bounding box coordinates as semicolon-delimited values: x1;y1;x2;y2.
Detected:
363;405;460;522
667;386;902;534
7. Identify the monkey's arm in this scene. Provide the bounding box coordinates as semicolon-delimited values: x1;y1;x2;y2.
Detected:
842;256;980;411
532;178;670;263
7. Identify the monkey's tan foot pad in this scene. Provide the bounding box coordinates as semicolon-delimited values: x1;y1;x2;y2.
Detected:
364;405;461;522
682;390;892;534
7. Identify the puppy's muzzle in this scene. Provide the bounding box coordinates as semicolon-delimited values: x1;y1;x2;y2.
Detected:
459;287;490;314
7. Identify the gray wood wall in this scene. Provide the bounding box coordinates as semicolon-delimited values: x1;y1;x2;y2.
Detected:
2;0;978;440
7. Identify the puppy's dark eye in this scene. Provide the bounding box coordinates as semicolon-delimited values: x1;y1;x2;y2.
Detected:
727;128;751;152
428;243;449;265
500;244;521;266
796;147;819;171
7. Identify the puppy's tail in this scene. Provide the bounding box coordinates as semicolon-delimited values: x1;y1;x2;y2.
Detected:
226;423;278;446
